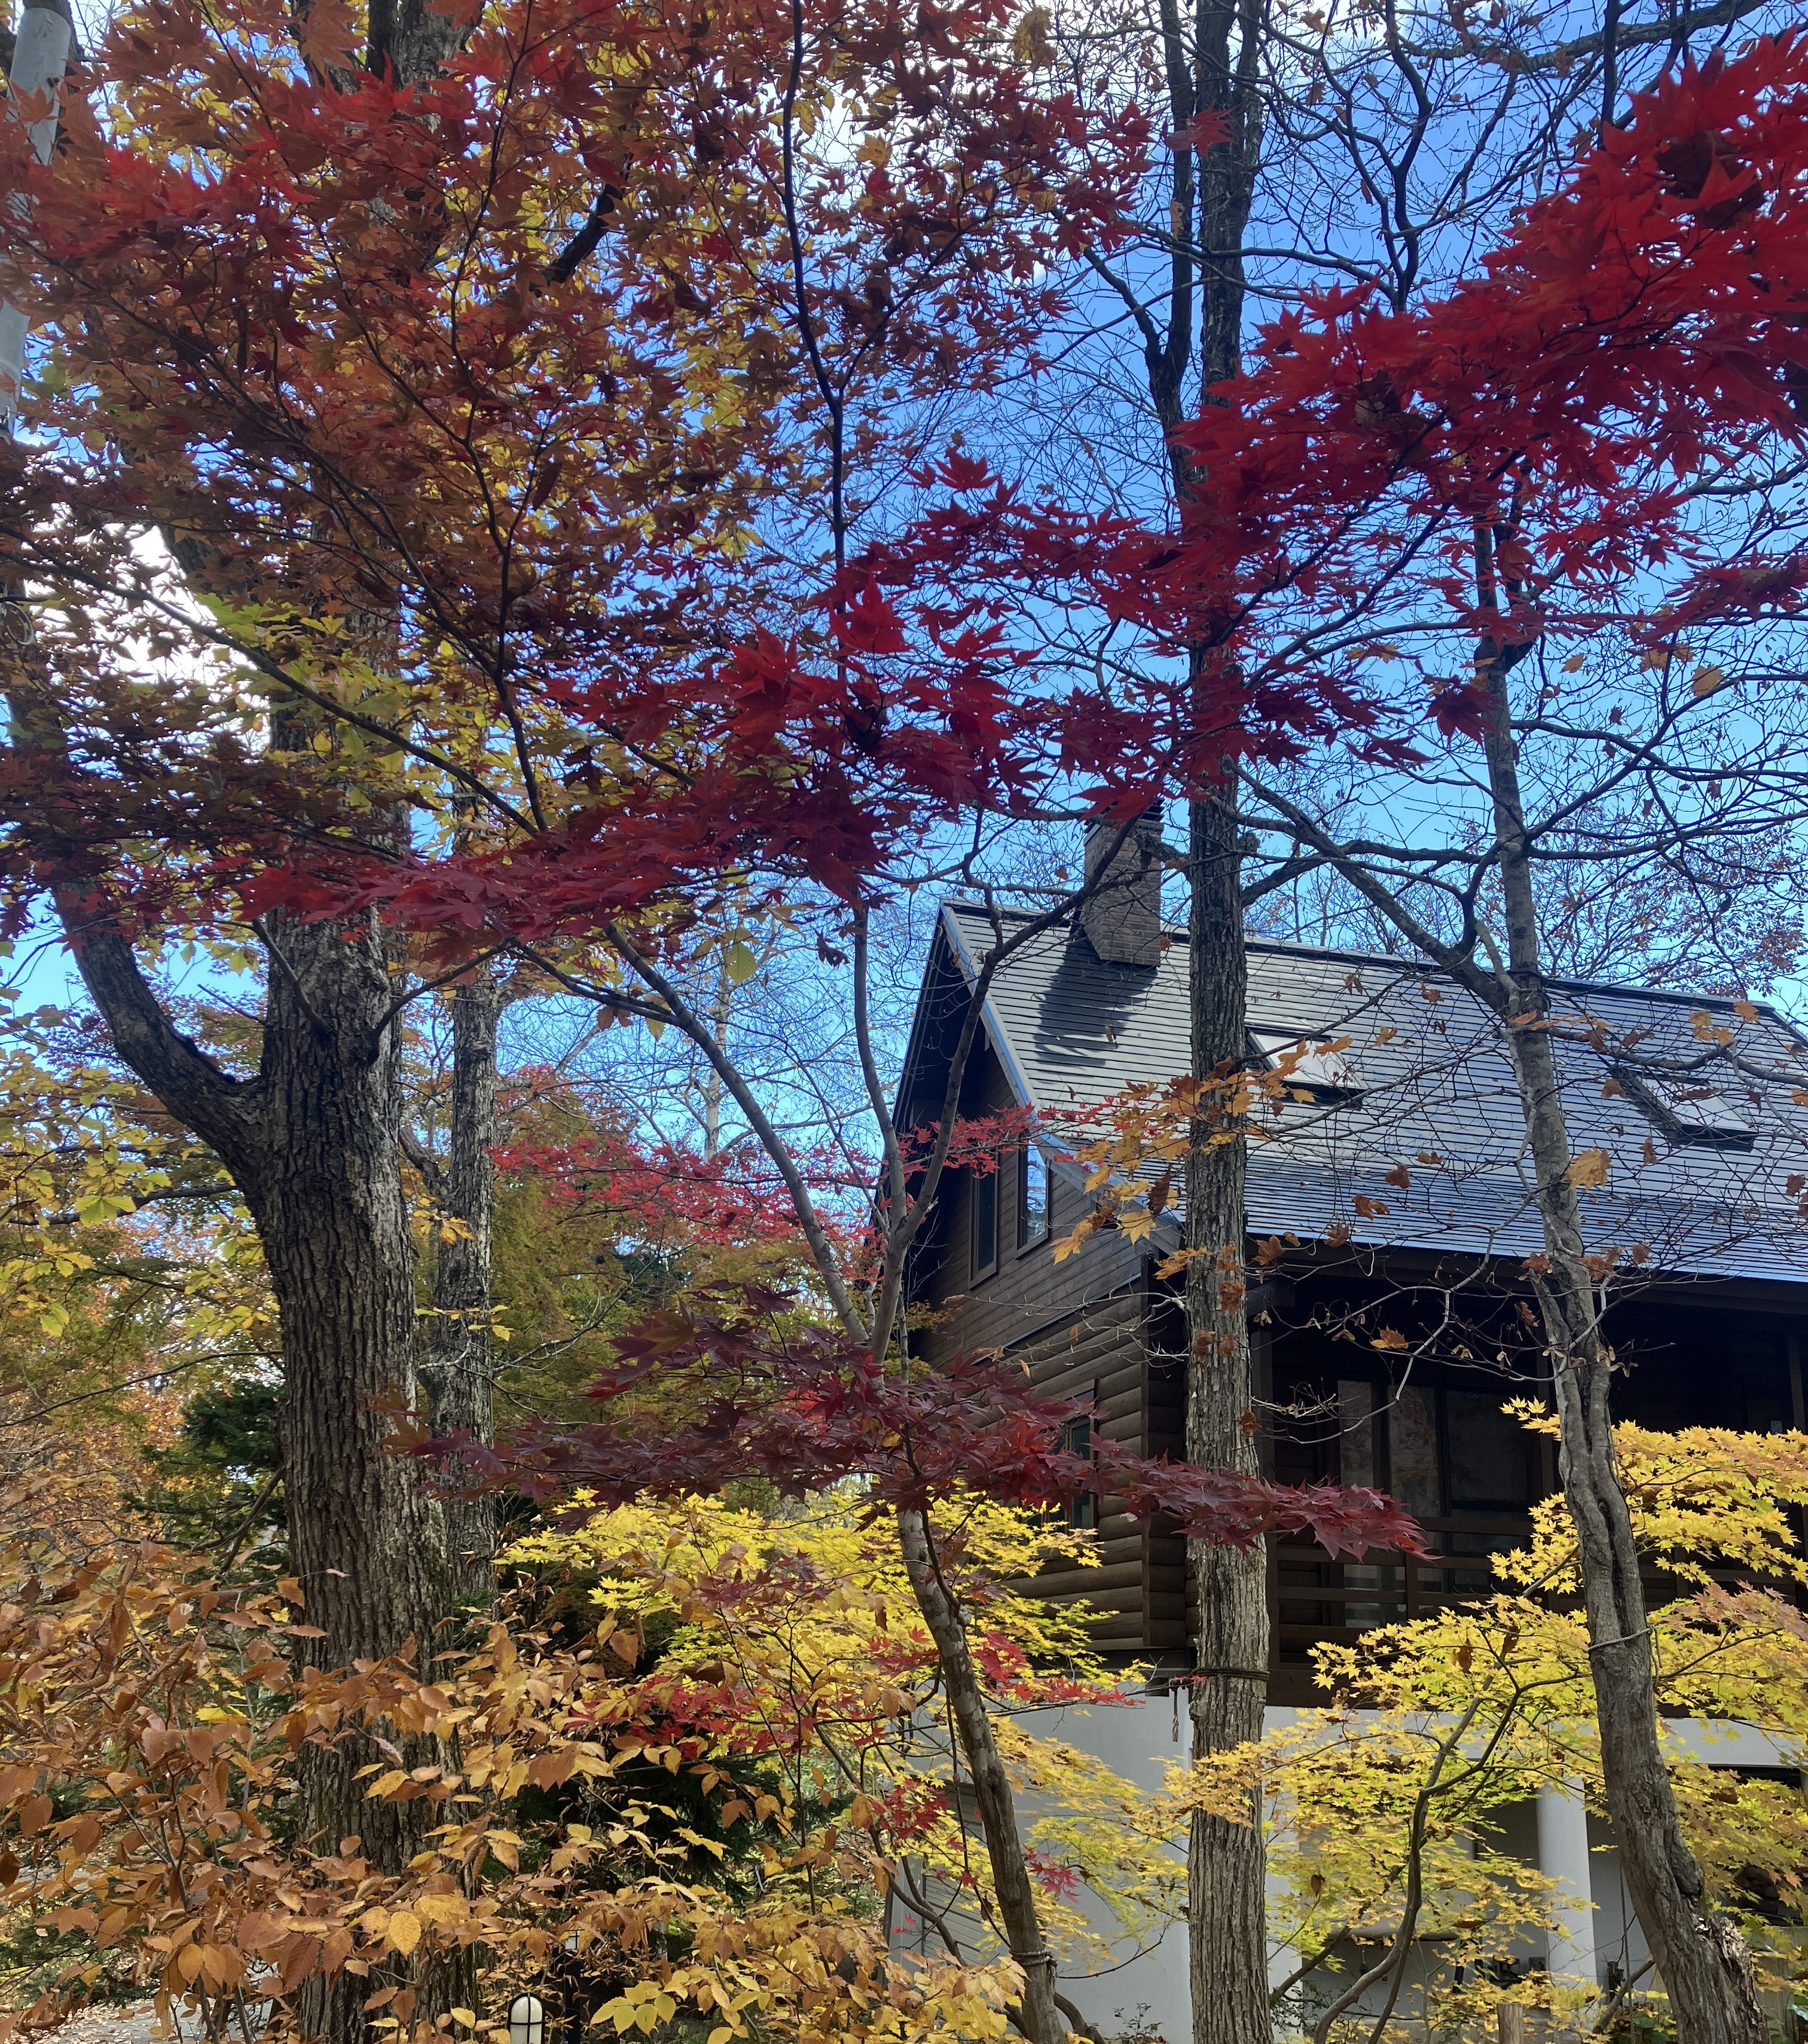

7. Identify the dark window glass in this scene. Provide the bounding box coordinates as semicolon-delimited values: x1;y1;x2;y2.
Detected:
971;1160;998;1280
1018;1146;1050;1249
1445;1391;1531;1510
1063;1416;1095;1529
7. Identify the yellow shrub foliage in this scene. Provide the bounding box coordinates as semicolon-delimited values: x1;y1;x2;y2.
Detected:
0;1477;1181;2040
1171;1414;1808;2033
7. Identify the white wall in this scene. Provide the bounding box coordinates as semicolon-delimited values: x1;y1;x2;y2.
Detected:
1033;1698;1804;2039
1030;1689;1195;2044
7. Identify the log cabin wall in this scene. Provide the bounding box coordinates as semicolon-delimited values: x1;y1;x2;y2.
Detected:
905;1028;1186;1651
1003;1286;1172;1653
907;1029;1147;1368
1254;1263;1806;1704
912;1099;1808;1686
896;902;1808;1691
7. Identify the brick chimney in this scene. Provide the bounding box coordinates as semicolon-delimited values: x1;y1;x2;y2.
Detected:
1080;811;1163;967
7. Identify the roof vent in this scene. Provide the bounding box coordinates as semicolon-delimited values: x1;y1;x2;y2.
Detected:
1080;812;1162;968
1617;1070;1755;1151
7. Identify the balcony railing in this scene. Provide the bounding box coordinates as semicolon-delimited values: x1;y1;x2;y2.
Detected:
1272;1511;1800;1667
1272;1512;1532;1657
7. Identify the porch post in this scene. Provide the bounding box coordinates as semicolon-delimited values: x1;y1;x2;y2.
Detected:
1536;1779;1597;1993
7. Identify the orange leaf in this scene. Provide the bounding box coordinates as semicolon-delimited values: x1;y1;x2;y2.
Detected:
1566;1148;1610;1188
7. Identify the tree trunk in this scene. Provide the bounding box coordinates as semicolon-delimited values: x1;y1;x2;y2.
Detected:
245;910;453;1694
1138;0;1273;2015
4;11;471;2034
1175;0;1271;2028
245;918;455;2044
1474;639;1766;2044
1184;783;1271;2044
44;900;452;2042
895;1507;1067;2044
420;968;505;1600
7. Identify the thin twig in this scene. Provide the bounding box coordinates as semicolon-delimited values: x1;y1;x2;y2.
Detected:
215;1469;283;1575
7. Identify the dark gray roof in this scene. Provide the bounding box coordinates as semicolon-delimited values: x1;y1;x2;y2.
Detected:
937;902;1808;1284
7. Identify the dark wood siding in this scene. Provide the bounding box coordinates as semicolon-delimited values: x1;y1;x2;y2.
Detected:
898;964;1808;1689
911;1038;1145;1367
1005;1282;1169;1651
902;990;1172;1647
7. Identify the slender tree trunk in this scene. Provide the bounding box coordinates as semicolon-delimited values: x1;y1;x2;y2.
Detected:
0;0;72;435
420;968;505;1599
1184;783;1271;2044
1473;630;1765;2044
1172;1;1272;2033
896;1507;1067;2044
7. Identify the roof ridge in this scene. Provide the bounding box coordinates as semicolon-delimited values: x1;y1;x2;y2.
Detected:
937;897;1796;1022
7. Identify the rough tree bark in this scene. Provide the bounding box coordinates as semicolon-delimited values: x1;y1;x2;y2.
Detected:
1157;0;1276;2031
4;0;459;1767
1184;784;1270;2044
1099;0;1275;2002
45;903;454;1831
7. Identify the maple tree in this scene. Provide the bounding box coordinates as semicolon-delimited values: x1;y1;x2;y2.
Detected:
0;0;1435;2038
450;1248;1419;2044
0;1448;1395;2044
1169;1413;1808;2038
0;0;1152;2011
1050;0;1801;2023
0;1464;1107;2044
25;1;1801;2039
1052;30;1808;2043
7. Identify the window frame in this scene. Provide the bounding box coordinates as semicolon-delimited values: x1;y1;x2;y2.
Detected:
970;1153;1000;1283
1062;1410;1097;1530
1016;1142;1052;1252
1616;1068;1757;1151
1440;1386;1535;1514
1247;1028;1364;1103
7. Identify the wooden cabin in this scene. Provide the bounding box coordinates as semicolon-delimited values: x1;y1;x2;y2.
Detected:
896;827;1808;1706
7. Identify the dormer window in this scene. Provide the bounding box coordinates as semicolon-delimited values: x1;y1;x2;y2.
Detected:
1618;1070;1756;1151
1249;1029;1363;1102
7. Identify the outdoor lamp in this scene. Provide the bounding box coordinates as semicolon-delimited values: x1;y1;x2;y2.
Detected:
508;1995;545;2044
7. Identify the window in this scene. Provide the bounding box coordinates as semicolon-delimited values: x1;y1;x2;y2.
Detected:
971;1158;999;1281
1248;1029;1363;1101
1356;1383;1536;1516
1018;1145;1051;1250
1062;1414;1096;1529
1444;1391;1533;1510
1618;1070;1756;1151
